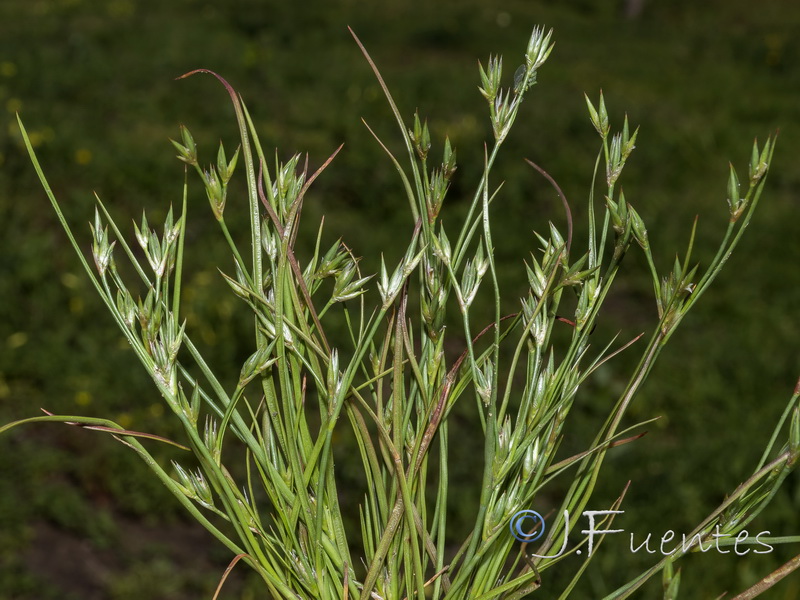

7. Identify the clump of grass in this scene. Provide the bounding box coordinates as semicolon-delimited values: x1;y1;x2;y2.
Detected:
5;25;799;599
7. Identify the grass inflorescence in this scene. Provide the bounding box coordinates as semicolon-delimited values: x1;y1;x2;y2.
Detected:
5;25;799;599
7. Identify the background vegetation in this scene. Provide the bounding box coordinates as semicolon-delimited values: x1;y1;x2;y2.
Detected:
0;0;797;598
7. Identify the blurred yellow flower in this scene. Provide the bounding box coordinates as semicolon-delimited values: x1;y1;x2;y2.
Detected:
75;390;92;406
69;296;84;314
75;148;93;165
6;332;28;349
116;412;133;428
5;97;21;113
0;61;17;77
60;272;80;289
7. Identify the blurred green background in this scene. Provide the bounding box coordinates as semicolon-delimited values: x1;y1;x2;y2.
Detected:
1;0;798;598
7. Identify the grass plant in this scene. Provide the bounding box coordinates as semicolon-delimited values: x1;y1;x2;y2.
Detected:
4;25;799;598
